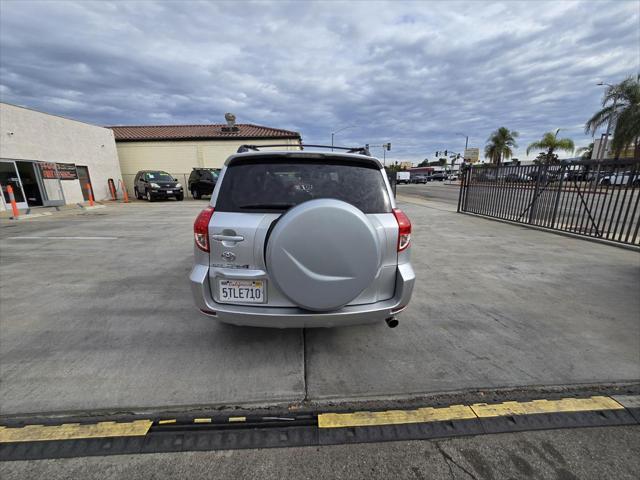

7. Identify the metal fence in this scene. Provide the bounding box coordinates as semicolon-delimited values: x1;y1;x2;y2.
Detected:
458;158;640;246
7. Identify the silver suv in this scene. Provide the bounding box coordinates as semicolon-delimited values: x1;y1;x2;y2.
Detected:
190;146;415;328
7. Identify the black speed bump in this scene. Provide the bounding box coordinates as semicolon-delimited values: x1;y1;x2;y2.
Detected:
1;395;639;461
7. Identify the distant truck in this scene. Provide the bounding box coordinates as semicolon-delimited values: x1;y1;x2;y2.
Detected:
396;171;410;185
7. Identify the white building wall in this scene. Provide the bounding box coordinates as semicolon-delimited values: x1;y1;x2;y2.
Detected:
0;103;122;203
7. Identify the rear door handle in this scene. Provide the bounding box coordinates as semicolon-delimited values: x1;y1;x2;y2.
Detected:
212;234;244;242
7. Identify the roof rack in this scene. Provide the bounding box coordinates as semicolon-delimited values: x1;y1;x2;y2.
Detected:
237;143;371;156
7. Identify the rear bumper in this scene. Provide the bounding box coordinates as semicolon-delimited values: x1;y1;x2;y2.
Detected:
150;189;183;198
189;263;415;328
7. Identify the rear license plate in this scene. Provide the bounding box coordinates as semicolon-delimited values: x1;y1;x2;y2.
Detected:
218;279;266;303
166;190;173;194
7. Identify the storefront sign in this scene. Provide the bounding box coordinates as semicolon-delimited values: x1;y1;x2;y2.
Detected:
38;162;78;180
38;162;59;179
56;162;78;180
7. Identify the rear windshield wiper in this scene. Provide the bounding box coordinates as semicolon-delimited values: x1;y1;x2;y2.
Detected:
238;203;294;210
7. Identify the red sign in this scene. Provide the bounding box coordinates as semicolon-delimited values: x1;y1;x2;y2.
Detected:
38;162;59;179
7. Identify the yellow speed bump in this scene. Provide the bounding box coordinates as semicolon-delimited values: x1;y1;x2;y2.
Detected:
0;420;152;443
318;404;475;429
471;396;624;418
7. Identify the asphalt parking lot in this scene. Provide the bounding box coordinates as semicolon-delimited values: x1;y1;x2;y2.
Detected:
1;198;639;415
397;182;461;206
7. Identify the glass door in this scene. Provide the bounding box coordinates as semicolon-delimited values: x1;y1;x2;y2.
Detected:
34;162;65;207
0;160;28;209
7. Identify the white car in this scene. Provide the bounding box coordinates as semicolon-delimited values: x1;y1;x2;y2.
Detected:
396;171;410;184
599;172;640;186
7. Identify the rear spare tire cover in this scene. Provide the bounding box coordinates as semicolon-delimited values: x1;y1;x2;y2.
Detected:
266;199;381;311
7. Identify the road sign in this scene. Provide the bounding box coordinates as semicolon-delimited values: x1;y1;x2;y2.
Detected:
464;148;480;163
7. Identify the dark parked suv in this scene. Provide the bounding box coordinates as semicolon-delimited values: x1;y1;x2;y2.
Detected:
188;168;220;199
134;170;184;201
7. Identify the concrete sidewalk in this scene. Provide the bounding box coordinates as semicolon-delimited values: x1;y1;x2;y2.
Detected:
0;199;638;415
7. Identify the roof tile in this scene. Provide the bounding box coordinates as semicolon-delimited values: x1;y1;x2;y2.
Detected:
108;124;301;141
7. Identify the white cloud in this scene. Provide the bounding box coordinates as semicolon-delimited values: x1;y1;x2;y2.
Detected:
0;0;638;162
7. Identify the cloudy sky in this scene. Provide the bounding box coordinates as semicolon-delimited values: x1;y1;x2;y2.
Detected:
1;0;638;163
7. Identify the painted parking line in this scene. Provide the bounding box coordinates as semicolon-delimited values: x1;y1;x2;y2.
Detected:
7;236;118;240
317;396;625;428
0;420;152;443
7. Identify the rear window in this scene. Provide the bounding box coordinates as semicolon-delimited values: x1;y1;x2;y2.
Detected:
216;159;391;214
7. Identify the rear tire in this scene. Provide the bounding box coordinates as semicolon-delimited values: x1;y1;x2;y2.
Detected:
176;194;184;201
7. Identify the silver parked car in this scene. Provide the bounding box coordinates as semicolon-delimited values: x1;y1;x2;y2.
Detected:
190;146;415;328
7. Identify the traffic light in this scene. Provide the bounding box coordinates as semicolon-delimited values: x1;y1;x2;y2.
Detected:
444;150;448;156
385;143;391;151
435;151;440;157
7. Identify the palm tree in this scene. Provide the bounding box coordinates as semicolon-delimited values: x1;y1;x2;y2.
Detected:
576;142;594;159
484;127;519;165
585;75;640;159
526;129;575;164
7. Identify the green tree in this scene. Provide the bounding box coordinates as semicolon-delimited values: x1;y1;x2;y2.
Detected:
417;160;429;167
576;142;594;159
585;75;640;159
484;127;519;165
526;129;574;164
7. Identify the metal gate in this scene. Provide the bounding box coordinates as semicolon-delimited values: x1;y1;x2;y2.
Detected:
458;158;640;246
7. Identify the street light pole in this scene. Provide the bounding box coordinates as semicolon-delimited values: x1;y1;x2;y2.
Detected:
456;132;469;155
330;125;357;151
380;142;391;167
595;82;618;160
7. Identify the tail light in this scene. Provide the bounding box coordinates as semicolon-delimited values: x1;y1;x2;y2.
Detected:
392;208;411;251
194;207;214;252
